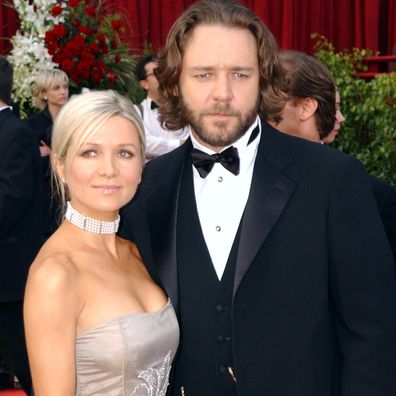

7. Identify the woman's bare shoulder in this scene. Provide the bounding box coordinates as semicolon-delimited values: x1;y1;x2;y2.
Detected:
28;234;80;294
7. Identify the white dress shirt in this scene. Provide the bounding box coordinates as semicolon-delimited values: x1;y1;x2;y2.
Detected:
191;117;261;280
0;105;12;112
135;97;189;160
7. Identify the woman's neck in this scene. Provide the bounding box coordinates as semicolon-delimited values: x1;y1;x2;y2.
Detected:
47;103;61;120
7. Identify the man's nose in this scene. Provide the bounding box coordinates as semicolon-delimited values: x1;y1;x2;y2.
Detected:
212;75;233;102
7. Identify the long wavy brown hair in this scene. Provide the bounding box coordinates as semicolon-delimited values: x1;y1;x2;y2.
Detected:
156;0;285;130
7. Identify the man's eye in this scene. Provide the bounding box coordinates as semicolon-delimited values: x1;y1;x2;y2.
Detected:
195;73;211;80
233;72;248;79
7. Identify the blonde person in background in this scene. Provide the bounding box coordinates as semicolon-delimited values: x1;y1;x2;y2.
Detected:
26;69;69;239
27;69;69;156
24;90;179;396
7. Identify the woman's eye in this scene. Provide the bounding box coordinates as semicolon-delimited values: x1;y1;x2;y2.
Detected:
81;150;97;158
119;150;133;158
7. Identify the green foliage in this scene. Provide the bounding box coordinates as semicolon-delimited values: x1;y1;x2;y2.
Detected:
313;35;396;186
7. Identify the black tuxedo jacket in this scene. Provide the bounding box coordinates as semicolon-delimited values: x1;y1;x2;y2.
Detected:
121;122;396;395
371;175;396;260
0;108;43;302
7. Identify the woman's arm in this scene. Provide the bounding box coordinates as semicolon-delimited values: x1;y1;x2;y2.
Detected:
24;256;80;396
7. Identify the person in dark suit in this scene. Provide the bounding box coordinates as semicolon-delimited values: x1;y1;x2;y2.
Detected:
0;57;42;394
26;69;69;238
120;1;396;395
269;49;396;261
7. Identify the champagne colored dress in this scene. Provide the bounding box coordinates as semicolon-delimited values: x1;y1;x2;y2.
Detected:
75;299;179;395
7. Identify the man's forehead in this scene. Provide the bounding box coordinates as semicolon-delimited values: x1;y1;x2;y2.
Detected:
145;61;158;71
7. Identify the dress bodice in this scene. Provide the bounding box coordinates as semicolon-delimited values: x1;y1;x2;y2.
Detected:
75;299;179;395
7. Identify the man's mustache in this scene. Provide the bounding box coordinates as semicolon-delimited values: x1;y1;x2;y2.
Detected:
200;104;241;117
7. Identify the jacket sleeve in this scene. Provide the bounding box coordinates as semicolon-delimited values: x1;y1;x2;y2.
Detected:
328;157;396;395
0;121;39;238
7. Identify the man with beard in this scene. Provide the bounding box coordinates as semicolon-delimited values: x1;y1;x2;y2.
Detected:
120;1;396;395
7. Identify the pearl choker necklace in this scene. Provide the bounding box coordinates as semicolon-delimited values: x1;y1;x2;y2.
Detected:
65;202;120;234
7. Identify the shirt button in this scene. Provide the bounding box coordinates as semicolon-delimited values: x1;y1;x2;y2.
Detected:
216;225;221;232
215;304;224;312
218;176;223;182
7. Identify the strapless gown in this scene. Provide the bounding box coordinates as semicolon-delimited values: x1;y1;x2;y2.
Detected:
75;299;179;395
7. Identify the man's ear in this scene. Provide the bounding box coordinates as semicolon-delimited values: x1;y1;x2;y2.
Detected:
172;85;179;97
139;79;149;91
299;98;318;121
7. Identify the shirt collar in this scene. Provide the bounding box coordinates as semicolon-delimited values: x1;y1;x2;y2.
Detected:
0;105;12;112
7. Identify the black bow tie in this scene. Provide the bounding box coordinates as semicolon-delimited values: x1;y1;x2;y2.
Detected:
151;101;159;110
191;146;240;178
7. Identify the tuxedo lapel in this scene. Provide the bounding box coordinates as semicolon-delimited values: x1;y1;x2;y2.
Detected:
143;140;192;310
233;123;296;297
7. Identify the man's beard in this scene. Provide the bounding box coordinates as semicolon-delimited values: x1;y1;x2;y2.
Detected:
180;94;260;149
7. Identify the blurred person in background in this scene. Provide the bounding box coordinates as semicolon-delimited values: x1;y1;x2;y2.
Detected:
26;69;69;238
268;49;396;260
0;56;42;396
135;54;188;160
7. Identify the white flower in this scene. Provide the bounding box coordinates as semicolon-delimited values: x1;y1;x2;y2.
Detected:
8;0;61;117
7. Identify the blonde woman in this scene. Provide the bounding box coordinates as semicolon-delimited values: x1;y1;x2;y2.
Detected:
27;69;69;238
27;69;69;153
24;90;179;396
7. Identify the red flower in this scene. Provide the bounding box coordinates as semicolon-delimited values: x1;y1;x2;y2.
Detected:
96;60;107;72
79;25;91;35
71;71;81;85
51;5;63;17
44;30;56;45
47;42;58;55
97;33;106;44
107;71;116;82
64;40;81;57
44;0;132;91
81;52;96;65
52;53;64;64
85;6;96;17
68;0;80;7
73;34;85;46
101;44;108;54
53;24;67;38
77;61;91;79
89;42;100;54
61;59;74;74
111;20;123;30
92;69;103;84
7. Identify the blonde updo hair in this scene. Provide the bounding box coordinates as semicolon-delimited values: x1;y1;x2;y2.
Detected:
32;69;69;110
51;90;146;213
